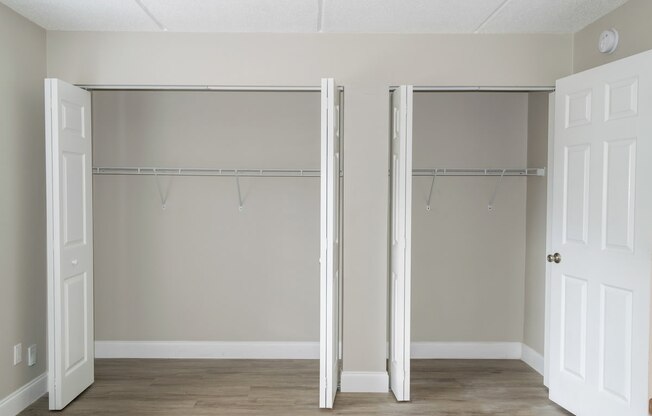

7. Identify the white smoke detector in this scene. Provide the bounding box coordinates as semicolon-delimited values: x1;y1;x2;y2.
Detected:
598;28;619;54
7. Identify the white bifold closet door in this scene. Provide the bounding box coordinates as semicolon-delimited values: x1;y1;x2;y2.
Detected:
389;85;413;402
320;78;341;409
45;79;95;410
548;50;652;415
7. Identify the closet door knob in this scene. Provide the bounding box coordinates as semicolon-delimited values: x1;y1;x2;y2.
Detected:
547;253;561;264
71;259;79;266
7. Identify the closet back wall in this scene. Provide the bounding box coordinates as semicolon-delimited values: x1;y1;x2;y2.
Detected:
92;91;321;342
411;92;528;343
47;29;572;375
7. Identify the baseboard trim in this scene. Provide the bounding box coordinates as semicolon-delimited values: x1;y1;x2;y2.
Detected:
0;373;47;416
520;344;544;376
340;371;389;393
411;342;523;359
95;341;319;359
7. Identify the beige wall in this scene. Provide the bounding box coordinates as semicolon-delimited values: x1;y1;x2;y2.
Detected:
0;3;47;400
92;90;321;341
523;92;550;355
411;92;528;343
46;31;572;373
573;0;652;72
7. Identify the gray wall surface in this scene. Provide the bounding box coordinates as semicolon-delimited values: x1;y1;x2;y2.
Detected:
523;92;551;355
0;2;47;400
92;91;321;342
95;91;550;347
411;92;528;343
46;31;572;374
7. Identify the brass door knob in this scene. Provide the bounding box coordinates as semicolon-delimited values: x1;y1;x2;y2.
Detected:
547;253;561;264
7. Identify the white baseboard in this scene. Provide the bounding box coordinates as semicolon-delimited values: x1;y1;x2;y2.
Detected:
340;371;389;393
95;341;319;359
520;344;544;376
411;342;523;359
0;373;47;416
411;342;545;376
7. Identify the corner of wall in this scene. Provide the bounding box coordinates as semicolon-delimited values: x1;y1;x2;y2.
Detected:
0;1;48;407
0;374;47;416
521;343;544;376
570;30;576;75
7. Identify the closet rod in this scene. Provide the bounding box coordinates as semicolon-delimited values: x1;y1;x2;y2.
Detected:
92;167;320;177
413;168;545;177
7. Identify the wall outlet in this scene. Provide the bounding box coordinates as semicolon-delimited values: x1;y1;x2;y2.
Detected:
28;344;37;366
13;343;22;365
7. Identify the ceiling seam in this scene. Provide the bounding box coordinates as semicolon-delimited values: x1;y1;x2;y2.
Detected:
473;0;511;34
317;0;325;33
133;0;167;31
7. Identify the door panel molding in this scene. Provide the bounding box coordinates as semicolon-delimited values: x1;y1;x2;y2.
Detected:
45;78;94;410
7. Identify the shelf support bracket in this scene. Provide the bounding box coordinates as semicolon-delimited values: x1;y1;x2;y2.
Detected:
154;170;172;209
487;169;506;212
235;172;244;212
426;169;437;211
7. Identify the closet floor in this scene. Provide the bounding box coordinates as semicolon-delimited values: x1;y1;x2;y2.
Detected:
21;359;570;415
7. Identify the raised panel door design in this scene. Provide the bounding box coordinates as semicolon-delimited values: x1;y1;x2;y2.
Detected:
550;49;652;416
390;272;403;360
389;85;412;402
62;152;86;247
319;78;340;409
601;138;636;252
61;100;85;137
565;90;592;128
561;275;587;379
563;145;590;245
605;78;638;121
599;285;633;402
63;273;87;373
392;154;399;245
46;79;94;411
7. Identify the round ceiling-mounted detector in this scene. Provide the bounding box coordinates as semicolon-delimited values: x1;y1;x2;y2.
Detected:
598;28;619;54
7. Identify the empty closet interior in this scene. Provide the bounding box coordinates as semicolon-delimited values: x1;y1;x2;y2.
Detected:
409;91;550;371
91;89;323;349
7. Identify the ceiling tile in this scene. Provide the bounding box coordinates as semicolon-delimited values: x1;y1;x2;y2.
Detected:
0;0;158;31
142;0;319;32
477;0;629;33
0;0;632;33
322;0;505;33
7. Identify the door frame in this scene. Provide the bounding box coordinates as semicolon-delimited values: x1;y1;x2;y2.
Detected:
544;92;556;386
387;84;555;400
46;81;344;408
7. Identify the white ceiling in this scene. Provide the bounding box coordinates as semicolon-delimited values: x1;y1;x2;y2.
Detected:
0;0;629;33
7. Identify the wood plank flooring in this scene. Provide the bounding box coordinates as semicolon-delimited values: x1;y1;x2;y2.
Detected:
21;359;570;415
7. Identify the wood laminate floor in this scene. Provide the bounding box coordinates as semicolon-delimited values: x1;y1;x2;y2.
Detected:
21;359;570;415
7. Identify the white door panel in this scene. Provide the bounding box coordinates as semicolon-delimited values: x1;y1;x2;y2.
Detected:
45;79;94;410
549;50;652;416
320;78;341;409
389;85;413;402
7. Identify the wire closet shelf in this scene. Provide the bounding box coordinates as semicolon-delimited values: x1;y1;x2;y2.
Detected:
92;167;321;177
93;167;545;177
412;168;545;177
